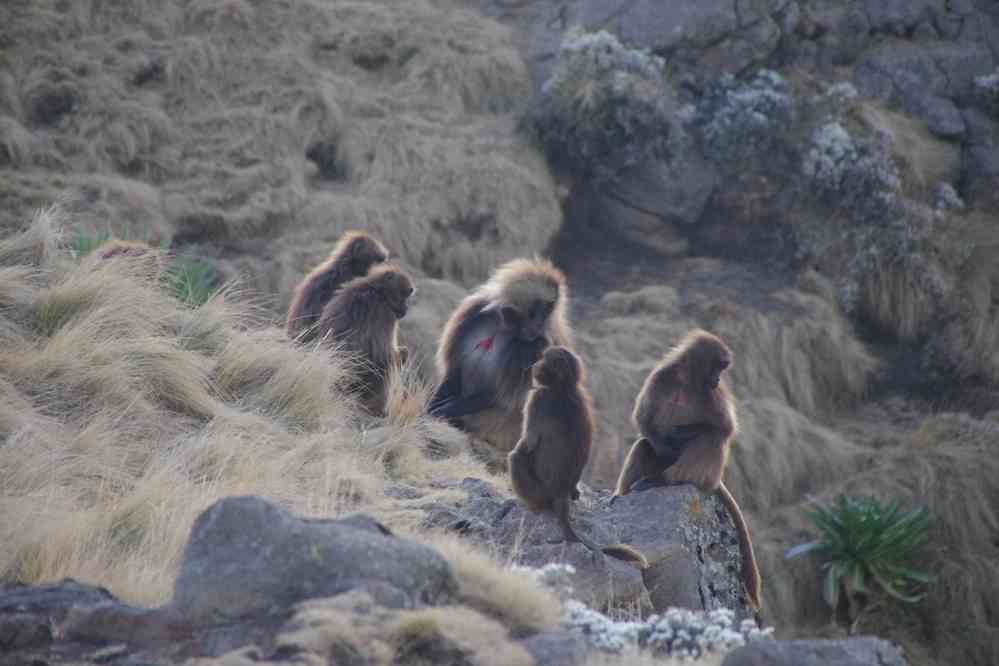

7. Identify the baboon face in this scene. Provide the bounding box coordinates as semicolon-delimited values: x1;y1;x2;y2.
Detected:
500;296;556;342
693;337;732;390
533;346;579;386
350;237;389;273
379;272;415;319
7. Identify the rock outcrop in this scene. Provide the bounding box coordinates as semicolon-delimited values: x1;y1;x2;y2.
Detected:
721;636;908;666
170;496;458;623
0;495;905;666
424;478;755;619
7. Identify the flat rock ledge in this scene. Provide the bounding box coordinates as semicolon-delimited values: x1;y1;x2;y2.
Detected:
0;495;908;666
423;478;754;619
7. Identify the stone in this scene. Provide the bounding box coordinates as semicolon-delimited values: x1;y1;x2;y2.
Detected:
170;496;458;624
578;0;784;78
520;630;589;666
862;0;943;36
424;478;648;611
916;94;965;138
424;479;754;618
960;109;999;208
0;579;117;650
854;41;994;122
605;485;754;617
722;636;909;666
602;156;719;230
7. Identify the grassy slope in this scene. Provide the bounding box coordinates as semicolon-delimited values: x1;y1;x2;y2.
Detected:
1;1;998;665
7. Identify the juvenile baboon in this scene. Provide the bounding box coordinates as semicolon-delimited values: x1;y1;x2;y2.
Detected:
509;347;647;567
318;264;413;415
286;231;389;342
428;258;573;466
612;330;762;611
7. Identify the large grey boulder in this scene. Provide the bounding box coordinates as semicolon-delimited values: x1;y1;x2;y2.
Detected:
961;109;999;209
424;478;649;612
0;580;115;650
604;484;753;618
722;636;908;666
169;496;458;623
424;478;754;619
854;40;994;137
579;0;786;79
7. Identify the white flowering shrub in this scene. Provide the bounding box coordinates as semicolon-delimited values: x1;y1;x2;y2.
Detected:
565;603;774;659
511;562;577;602
972;69;999;116
694;69;793;164
803;121;901;222
934;182;965;212
524;28;676;181
514;563;774;660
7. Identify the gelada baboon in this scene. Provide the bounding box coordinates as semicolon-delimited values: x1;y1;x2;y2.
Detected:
286;231;389;342
612;330;762;611
318;264;413;415
428;258;573;466
509;347;648;567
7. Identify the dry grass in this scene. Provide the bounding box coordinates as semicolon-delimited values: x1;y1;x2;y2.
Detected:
0;209;504;613
1;0;562;304
576;268;876;490
846;101;961;198
857;258;940;342
422;533;563;637
760;412;999;666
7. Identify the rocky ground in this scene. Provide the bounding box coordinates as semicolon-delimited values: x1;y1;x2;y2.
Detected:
1;495;904;666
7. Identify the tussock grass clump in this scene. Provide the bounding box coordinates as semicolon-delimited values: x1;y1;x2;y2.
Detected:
1;0;560;297
0;209;505;610
578;270;875;493
423;533;563;637
762;414;999;666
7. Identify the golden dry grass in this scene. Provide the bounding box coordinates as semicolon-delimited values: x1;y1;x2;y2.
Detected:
0;208;499;612
758;412;999;666
1;0;562;304
846;101;961;198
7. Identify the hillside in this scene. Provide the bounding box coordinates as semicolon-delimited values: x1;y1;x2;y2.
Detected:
2;1;999;665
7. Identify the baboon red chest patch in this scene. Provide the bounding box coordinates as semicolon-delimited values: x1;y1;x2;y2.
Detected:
475;335;496;352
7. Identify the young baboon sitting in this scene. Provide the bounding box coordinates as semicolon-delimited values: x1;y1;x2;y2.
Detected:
318;264;413;415
509;346;647;567
286;231;389;343
612;329;762;611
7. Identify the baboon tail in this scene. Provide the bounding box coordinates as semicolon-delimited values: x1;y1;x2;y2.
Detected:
717;482;762;612
600;544;649;569
556;498;649;569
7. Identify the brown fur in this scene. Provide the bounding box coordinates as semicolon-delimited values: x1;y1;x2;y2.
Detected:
286;231;389;343
430;258;574;467
318;264;413;415
613;330;762;611
508;347;647;568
